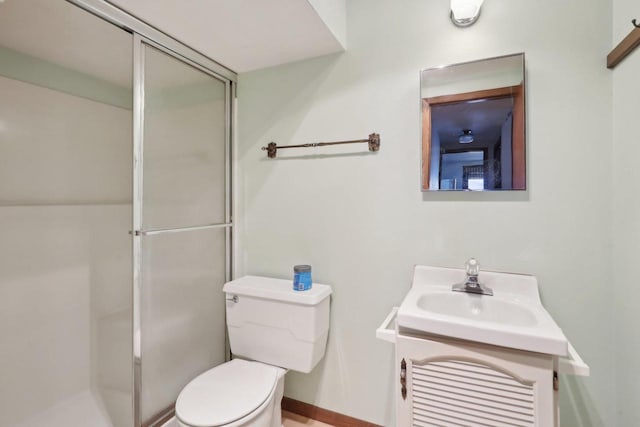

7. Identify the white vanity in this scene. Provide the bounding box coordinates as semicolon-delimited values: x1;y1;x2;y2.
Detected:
377;264;589;426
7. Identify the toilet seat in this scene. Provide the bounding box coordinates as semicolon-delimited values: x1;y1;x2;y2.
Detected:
176;359;280;427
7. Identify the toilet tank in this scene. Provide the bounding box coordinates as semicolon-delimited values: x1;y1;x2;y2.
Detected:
223;275;332;373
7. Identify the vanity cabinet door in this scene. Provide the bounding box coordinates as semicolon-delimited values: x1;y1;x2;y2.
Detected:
395;334;555;427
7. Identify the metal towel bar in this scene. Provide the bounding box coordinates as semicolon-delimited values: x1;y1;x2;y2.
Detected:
261;133;380;158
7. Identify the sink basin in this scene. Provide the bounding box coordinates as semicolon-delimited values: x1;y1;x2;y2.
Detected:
417;293;538;327
397;265;568;356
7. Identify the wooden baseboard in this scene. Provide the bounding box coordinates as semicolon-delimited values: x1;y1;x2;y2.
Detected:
282;397;382;427
140;396;382;427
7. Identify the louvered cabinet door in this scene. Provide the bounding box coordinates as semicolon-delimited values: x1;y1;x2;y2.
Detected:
396;334;555;427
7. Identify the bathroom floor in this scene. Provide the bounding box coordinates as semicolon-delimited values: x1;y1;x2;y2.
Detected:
161;412;334;427
282;411;335;427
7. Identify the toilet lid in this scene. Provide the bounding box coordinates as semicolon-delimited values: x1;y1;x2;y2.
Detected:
175;359;279;427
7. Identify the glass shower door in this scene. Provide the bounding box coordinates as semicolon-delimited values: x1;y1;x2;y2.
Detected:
132;38;231;426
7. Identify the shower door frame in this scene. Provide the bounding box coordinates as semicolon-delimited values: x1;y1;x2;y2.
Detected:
66;2;237;426
133;35;234;427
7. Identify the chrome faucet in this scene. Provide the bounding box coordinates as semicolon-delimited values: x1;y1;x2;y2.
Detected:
452;258;493;296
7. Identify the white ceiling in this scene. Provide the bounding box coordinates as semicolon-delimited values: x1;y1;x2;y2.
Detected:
0;0;132;87
0;0;345;89
106;0;346;73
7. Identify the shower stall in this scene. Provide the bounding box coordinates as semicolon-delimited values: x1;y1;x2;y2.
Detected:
0;1;235;426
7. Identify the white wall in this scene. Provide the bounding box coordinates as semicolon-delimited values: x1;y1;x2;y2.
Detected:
237;0;613;425
611;0;640;425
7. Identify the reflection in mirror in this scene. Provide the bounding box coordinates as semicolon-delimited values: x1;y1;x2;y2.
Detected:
421;53;525;191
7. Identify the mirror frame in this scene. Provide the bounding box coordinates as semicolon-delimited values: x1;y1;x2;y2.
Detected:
421;53;526;191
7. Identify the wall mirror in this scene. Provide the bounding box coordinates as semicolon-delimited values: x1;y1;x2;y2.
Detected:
421;53;525;191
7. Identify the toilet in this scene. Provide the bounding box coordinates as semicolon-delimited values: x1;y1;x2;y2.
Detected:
175;275;332;427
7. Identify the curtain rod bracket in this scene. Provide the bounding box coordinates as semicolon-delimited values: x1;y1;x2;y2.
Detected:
264;142;278;158
368;133;381;152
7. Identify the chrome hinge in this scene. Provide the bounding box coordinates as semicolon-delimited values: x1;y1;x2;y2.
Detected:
553;371;559;391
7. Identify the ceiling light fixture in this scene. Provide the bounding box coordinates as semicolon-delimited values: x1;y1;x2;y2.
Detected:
450;0;484;27
459;129;474;143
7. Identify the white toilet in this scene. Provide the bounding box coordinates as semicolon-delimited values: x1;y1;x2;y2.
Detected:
175;275;332;427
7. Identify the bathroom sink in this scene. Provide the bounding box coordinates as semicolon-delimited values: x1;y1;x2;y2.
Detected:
397;265;569;356
416;293;538;327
